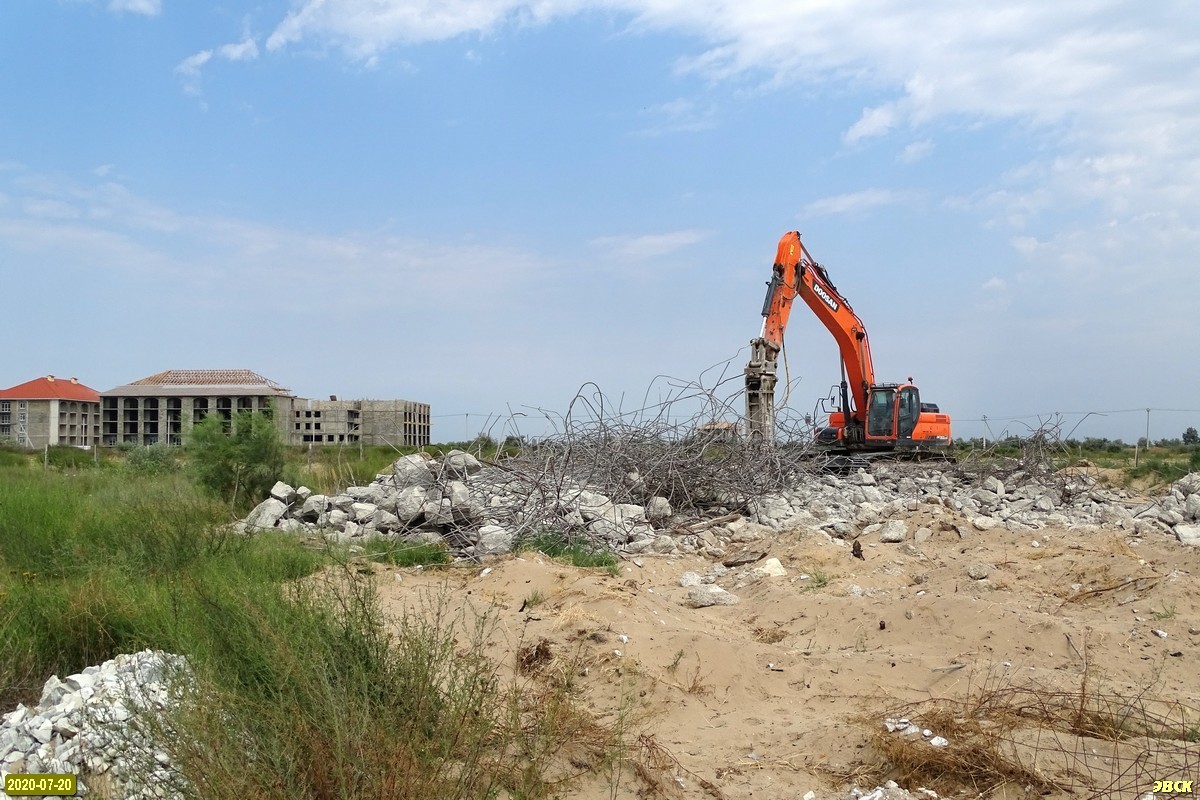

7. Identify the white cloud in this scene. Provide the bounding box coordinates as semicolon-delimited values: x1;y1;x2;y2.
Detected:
981;276;1006;292
174;38;259;95
218;38;260;62
633;98;717;136
845;103;899;144
899;139;933;164
589;229;709;261
266;0;530;57
251;2;1200;232
174;50;212;95
107;0;161;16
22;199;82;220
0;166;549;300
1010;235;1039;258
802;188;905;217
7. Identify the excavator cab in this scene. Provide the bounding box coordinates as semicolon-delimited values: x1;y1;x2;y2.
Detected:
865;385;922;443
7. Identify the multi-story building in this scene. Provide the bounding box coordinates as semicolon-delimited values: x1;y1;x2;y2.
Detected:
100;369;431;447
100;369;293;446
290;398;431;447
0;376;101;449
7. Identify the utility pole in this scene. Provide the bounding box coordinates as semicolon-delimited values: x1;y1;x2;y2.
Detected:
981;415;988;448
1145;408;1151;450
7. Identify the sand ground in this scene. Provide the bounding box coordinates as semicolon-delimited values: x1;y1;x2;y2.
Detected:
373;512;1200;800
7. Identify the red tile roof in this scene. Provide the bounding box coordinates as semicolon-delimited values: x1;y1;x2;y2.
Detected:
0;376;100;402
127;370;290;393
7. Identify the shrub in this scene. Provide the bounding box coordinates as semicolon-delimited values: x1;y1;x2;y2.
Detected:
124;444;180;476
188;411;285;511
45;445;96;470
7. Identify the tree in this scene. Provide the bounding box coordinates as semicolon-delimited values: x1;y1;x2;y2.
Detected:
1184;427;1199;445
188;411;285;510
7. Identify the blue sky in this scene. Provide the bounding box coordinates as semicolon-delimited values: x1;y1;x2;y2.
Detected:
3;0;1199;443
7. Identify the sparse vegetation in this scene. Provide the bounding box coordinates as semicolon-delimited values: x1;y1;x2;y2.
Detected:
365;539;452;568
865;667;1200;798
684;658;711;696
1128;448;1200;485
1153;603;1178;621
520;530;620;574
0;450;662;799
804;567;830;590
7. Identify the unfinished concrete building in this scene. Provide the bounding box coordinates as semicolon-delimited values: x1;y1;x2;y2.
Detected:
291;398;431;447
100;370;293;446
0;376;101;449
99;369;431;448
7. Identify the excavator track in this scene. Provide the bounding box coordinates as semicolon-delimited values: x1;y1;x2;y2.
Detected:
809;448;956;475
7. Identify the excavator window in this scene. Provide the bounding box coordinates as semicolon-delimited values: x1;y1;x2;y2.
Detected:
867;389;895;438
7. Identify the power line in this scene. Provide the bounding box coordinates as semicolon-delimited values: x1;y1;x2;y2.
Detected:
956;408;1200;424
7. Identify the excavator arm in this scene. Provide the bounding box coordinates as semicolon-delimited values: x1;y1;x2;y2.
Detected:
745;231;876;440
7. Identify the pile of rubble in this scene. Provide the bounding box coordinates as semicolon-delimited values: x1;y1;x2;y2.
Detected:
747;466;1200;543
239;449;679;558
239;449;1200;559
0;650;190;799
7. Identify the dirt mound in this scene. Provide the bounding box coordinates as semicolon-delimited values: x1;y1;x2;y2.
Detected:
373;521;1200;799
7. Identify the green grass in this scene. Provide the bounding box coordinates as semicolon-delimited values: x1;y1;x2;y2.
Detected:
1152;604;1178;621
363;539;453;567
0;443;29;468
281;444;417;495
804;568;831;591
0;463;651;799
1127;449;1200;485
519;531;620;574
0;467;323;708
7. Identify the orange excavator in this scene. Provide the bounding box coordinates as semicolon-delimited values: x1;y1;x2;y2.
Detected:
744;231;952;453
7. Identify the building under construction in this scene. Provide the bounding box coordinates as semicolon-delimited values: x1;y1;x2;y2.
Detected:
98;369;430;448
290;398;431;448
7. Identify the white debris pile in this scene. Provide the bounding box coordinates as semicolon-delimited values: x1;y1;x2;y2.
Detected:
237;450;681;559
746;465;1200;546
237;449;1200;560
883;717;950;748
845;781;941;800
0;650;191;800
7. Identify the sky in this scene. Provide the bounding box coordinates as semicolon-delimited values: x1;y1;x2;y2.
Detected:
3;0;1199;444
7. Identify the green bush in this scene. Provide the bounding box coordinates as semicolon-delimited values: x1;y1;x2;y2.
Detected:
188;411;285;511
45;445;96;470
124;443;180;476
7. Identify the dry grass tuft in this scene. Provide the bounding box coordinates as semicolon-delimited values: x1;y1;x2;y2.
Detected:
517;637;555;674
863;668;1200;799
753;626;787;644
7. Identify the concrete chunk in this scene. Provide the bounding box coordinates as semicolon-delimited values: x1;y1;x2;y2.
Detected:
244;498;287;531
685;585;739;608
